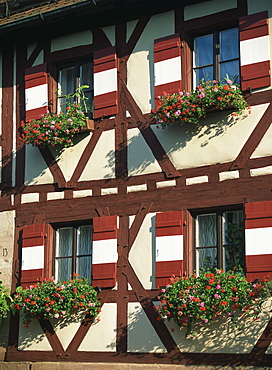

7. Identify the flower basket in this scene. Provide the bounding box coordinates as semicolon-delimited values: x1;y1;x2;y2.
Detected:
151;77;250;128
79;118;95;133
20;86;93;148
11;275;100;327
156;270;270;337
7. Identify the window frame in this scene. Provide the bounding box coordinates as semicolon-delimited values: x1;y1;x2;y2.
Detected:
53;221;93;281
57;59;94;118
190;205;245;273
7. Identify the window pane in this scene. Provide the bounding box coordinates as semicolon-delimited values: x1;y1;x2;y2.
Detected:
77;225;92;255
223;210;244;245
59;67;75;110
220;28;239;62
56;257;72;281
194;66;213;85
220;60;240;85
77;256;92;280
56;227;73;257
196;248;217;271
224;245;244;272
197;214;217;247
194;34;213;67
80;63;93;89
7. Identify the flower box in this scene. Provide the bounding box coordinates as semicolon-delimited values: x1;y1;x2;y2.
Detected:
79;118;95;133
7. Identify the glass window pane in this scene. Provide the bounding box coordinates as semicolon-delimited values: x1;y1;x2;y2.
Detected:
220;28;239;62
223;210;244;245
59;67;75;111
224;245;244;272
56;258;72;281
220;60;240;85
196;248;217;272
194;66;213;85
77;225;92;255
194;34;213;67
77;256;92;280
80;63;93;89
56;228;73;257
197;214;217;247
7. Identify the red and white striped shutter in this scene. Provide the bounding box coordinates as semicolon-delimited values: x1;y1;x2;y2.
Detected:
155;211;184;288
25;63;48;120
154;34;182;104
93;47;118;119
92;215;118;288
239;11;271;90
21;224;46;287
245;201;272;282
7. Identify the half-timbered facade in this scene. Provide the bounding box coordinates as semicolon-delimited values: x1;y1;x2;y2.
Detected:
1;0;272;366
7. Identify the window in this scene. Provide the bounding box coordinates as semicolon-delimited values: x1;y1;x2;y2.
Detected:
58;61;94;117
54;225;92;281
193;28;239;86
195;209;244;273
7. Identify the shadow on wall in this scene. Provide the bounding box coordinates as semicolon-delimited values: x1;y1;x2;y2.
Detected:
104;112;246;177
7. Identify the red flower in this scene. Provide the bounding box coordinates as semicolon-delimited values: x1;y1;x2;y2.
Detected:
206;286;211;290
50;301;55;305
232;287;237;292
200;307;206;311
221;301;228;305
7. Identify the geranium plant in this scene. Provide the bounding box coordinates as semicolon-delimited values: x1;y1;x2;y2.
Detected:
11;275;100;327
151;77;249;128
156;270;270;337
0;272;12;326
20;86;92;148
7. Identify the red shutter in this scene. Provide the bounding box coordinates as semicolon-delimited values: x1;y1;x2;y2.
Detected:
154;34;182;104
239;11;271;90
245;201;272;281
25;63;48;120
93;47;118;119
155;211;184;288
92;215;118;288
21;224;46;288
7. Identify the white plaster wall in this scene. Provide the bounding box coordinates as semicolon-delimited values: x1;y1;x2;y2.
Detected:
24;145;54;185
127;302;166;353
251;122;272;158
159;298;272;353
51;30;93;52
101;25;115;46
79;303;117;351
79;129;115;181
152;104;268;170
128;128;161;176
184;0;237;20
127;11;174;114
129;213;156;290
18;318;52;351
50;134;92;182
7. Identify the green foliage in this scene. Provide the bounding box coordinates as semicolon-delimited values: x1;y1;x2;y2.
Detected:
151;77;249;128
156;270;270;337
20;86;90;148
11;275;100;326
0;273;12;326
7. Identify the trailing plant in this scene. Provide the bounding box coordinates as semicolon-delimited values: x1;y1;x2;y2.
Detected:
151;76;249;128
11;275;100;327
0;272;12;326
156;269;270;337
20;86;91;148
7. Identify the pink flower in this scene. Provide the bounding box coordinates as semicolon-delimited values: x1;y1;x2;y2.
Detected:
54;313;60;318
161;289;166;293
61;311;66;315
198;92;205;99
213;88;218;92
226;79;232;84
216;285;221;289
203;319;208;323
214;294;219;298
199;302;205;307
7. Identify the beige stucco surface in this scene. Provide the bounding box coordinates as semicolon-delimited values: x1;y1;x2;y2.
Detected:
79;129;115;181
129;213;156;290
152;104;268;170
25;145;54;185
184;0;237;20
251;122;272;158
127;302;166;353
18;319;52;351
51;30;92;52
78;303;117;351
127;11;174;114
128;128;161;176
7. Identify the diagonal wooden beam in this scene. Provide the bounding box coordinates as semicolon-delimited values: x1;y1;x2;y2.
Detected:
122;256;180;353
65;290;110;355
39;146;67;188
229;103;272;170
38;317;65;356
128;202;153;252
120;79;180;178
250;318;272;356
68;127;103;187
